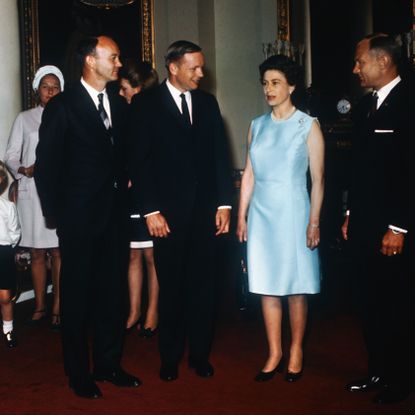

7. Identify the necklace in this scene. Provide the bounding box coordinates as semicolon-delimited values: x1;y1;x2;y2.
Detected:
271;106;297;121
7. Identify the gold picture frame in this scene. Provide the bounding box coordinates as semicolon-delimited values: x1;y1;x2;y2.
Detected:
18;0;154;109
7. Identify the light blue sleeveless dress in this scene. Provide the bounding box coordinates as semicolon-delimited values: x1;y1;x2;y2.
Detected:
247;110;320;296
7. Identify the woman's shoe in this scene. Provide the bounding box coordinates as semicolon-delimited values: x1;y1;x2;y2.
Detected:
24;309;47;327
142;327;158;338
285;369;303;382
254;358;284;382
126;316;142;334
51;314;61;331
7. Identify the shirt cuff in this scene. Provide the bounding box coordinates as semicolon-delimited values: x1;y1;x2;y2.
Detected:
143;211;160;218
218;206;232;210
388;225;408;234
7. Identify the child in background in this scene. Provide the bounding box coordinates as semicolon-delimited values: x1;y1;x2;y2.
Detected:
0;161;21;347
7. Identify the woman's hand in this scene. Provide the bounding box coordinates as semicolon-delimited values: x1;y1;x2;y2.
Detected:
306;224;320;249
236;218;248;242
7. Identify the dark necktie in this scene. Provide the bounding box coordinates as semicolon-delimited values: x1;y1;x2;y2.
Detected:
368;91;378;117
98;93;113;145
98;93;111;129
180;93;191;125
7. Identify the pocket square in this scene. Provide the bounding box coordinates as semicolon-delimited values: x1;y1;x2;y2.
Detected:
374;129;394;133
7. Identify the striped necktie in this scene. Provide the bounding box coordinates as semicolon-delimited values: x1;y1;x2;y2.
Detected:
98;93;111;129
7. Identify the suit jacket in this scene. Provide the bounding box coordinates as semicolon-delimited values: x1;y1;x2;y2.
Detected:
128;81;233;228
348;81;415;247
34;82;129;236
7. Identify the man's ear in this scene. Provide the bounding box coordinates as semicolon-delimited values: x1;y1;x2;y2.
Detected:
169;62;178;76
85;54;95;70
377;52;390;70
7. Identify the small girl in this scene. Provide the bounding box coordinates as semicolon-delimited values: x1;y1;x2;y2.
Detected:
0;161;21;348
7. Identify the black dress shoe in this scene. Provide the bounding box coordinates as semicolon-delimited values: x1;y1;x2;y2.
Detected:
69;377;102;399
346;375;384;392
373;385;411;404
188;358;214;378
4;331;17;348
285;369;303;382
254;359;284;382
93;368;141;387
160;364;178;381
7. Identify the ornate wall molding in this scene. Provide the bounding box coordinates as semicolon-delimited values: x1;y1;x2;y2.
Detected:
277;0;290;41
141;0;154;64
18;0;39;109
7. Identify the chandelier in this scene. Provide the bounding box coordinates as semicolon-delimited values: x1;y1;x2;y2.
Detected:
79;0;136;9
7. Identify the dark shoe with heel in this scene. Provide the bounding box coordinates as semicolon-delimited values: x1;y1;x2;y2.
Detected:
4;330;17;348
51;314;61;331
140;327;158;338
126;316;143;334
254;358;284;382
25;309;47;327
285;369;303;382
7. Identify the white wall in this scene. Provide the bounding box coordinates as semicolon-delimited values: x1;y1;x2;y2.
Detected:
153;0;277;168
0;2;21;158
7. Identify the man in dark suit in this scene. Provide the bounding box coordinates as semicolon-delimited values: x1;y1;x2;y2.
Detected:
129;40;233;381
35;35;140;399
342;34;415;404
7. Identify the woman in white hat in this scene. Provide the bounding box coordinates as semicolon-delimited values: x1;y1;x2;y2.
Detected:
5;65;64;330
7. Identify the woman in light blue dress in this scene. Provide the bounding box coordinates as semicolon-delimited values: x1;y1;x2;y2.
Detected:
237;55;324;382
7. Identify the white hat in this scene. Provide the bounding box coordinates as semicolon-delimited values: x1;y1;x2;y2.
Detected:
32;65;65;92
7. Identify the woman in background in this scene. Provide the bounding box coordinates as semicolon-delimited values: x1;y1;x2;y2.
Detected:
5;65;64;330
119;60;160;337
237;55;324;382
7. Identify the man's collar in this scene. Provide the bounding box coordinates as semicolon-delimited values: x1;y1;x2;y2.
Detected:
166;79;190;98
375;76;401;101
81;77;107;96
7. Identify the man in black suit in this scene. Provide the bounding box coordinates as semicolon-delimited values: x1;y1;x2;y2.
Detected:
35;35;140;399
342;34;415;404
129;40;233;381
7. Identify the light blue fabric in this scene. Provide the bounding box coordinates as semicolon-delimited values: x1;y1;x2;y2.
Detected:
247;110;320;296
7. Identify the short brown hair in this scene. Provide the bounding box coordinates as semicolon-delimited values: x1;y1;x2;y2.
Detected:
0;161;9;195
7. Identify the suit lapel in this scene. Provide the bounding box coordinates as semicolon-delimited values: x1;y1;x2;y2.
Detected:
76;83;114;147
160;82;192;131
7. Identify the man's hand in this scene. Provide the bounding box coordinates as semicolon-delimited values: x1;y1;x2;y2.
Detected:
146;213;171;238
215;208;231;236
381;229;404;256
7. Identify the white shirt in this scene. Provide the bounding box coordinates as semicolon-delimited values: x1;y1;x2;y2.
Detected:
0;196;21;247
81;78;112;126
144;80;231;217
166;79;193;124
374;76;401;109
